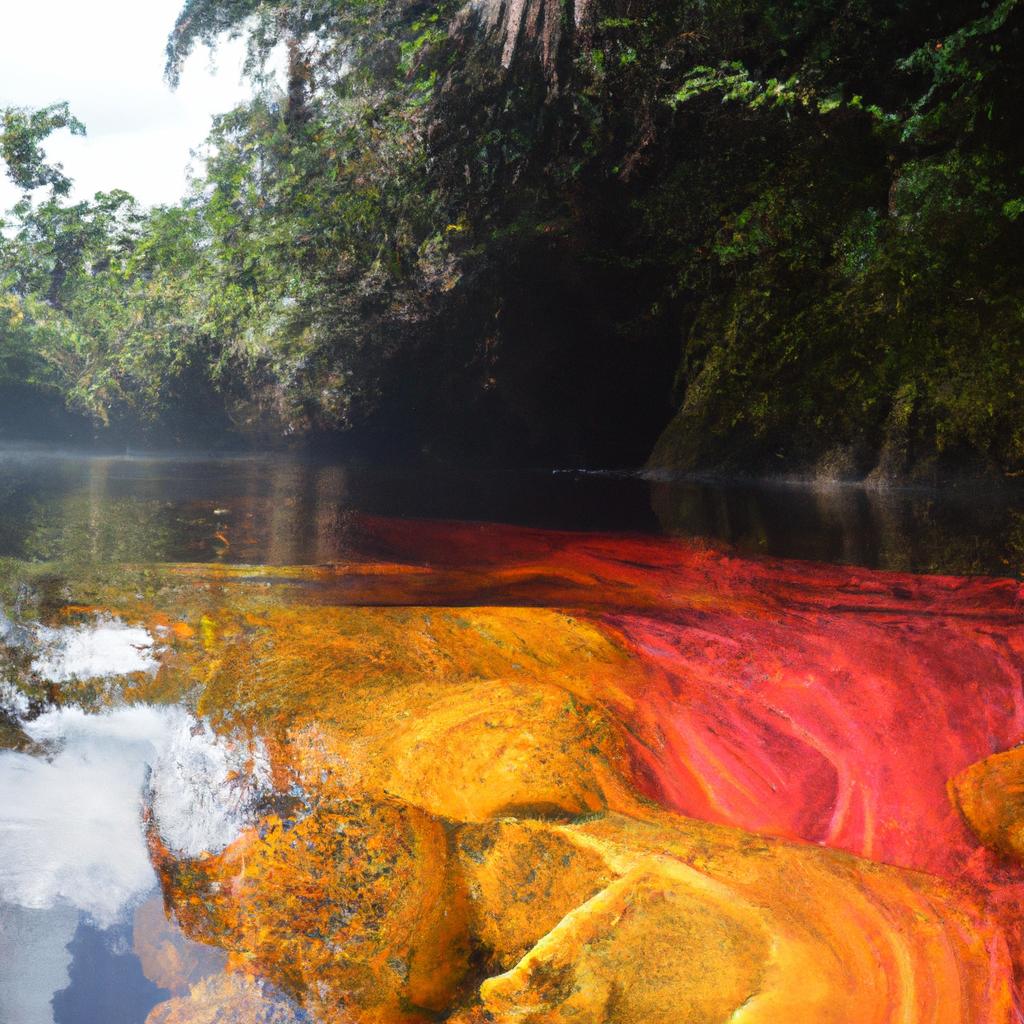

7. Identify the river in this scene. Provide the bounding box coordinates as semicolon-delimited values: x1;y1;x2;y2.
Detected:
0;446;1022;1023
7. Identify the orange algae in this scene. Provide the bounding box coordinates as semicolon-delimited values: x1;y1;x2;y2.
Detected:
47;517;1024;1022
151;795;470;1023
953;746;1024;862
461;812;1011;1024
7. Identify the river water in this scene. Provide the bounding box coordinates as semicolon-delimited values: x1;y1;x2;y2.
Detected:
0;445;1020;572
0;446;1022;1023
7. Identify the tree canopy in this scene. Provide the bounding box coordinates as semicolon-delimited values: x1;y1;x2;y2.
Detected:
0;102;84;197
1;0;1021;474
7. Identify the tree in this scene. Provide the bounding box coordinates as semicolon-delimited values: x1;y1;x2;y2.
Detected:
0;103;85;198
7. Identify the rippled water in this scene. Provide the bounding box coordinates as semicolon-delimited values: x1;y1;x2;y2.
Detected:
0;446;1022;1023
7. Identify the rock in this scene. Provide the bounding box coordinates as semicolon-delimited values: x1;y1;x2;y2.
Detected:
455;819;613;971
951;746;1024;862
153;795;471;1024
467;811;1014;1023
145;973;307;1024
43;522;1024;1021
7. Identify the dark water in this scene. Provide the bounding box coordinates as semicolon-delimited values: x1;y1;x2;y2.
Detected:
0;444;1020;575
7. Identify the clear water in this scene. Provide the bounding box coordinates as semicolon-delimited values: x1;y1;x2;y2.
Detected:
0;445;1021;1024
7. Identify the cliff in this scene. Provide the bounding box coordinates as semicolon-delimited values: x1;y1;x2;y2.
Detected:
405;0;1024;478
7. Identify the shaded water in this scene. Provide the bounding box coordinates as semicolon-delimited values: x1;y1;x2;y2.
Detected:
0;445;1020;573
1;446;1023;1024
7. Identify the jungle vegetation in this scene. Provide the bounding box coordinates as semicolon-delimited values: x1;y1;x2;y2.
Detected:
1;0;1022;476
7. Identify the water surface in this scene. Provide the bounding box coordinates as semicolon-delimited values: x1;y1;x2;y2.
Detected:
0;445;1020;573
1;446;1022;1023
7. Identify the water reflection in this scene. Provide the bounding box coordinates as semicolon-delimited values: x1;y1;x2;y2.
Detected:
0;611;289;1024
52;920;169;1024
0;445;1020;574
651;478;1024;575
0;451;354;566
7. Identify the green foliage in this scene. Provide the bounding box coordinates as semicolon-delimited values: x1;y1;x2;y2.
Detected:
643;0;1024;476
670;62;804;110
1;191;216;423
2;0;1023;474
165;0;434;86
0;103;85;196
167;0;455;434
3;0;457;438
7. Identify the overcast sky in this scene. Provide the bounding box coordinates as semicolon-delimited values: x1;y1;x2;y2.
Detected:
0;0;263;211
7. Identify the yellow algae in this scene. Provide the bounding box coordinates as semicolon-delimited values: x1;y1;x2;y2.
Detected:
446;810;1015;1023
150;605;644;823
470;864;770;1024
455;819;614;971
183;605;637;725
952;751;1024;1017
951;746;1024;861
157;802;1012;1024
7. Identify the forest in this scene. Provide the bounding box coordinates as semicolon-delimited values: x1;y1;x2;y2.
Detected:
1;0;1022;479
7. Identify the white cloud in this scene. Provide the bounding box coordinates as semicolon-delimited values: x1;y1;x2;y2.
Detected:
0;704;273;927
31;616;159;682
0;0;266;210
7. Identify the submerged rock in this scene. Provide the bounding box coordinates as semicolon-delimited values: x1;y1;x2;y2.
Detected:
145;974;308;1024
952;747;1024;863
14;517;1024;1022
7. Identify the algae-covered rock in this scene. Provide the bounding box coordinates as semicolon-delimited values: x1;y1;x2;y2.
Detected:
455;819;613;971
951;746;1024;863
160;605;640;824
152;795;471;1023
19;532;1023;1024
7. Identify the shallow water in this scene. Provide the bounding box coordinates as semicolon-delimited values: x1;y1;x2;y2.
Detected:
1;446;1023;1023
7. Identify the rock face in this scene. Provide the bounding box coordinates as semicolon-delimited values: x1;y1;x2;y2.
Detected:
428;0;1024;480
38;515;1022;1022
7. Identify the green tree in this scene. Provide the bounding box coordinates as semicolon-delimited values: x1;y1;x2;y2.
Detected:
0;103;84;197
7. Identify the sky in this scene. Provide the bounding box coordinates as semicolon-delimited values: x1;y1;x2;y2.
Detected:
0;0;264;211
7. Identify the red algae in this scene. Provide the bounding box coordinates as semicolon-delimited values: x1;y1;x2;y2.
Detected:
347;519;1024;861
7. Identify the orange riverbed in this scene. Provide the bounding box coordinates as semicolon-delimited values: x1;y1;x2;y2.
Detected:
65;517;1024;1022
